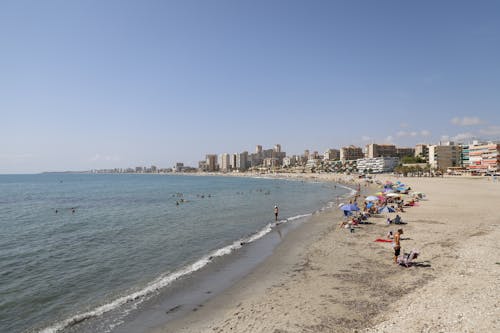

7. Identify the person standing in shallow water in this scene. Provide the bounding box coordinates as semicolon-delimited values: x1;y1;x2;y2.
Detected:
274;204;279;221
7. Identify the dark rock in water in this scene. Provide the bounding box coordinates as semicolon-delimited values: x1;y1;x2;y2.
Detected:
166;305;182;314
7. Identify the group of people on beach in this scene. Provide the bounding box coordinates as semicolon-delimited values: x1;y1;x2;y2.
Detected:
337;179;425;265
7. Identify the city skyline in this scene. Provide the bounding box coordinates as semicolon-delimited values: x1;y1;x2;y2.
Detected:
2;1;500;173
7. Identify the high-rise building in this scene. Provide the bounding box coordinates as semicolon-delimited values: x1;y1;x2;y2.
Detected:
428;144;461;171
340;145;364;161
415;144;429;161
366;144;396;158
324;149;340;161
396;147;416;159
460;143;470;168
236;151;249;171
230;154;237;170
205;154;218;172
274;144;281;153
468;142;500;173
220;153;230;172
256;145;263;155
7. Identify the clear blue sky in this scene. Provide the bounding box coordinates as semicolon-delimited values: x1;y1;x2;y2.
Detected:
1;1;499;173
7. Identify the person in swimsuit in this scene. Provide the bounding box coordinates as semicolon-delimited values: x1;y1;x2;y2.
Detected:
393;228;403;263
274;204;279;221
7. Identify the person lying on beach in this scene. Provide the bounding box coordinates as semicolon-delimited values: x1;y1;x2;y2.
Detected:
351;217;358;226
404;200;416;207
394;215;402;224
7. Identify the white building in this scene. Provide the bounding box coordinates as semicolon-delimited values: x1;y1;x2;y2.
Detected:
356;157;399;173
220;153;230;172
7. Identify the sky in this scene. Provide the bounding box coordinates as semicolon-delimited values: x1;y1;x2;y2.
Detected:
1;0;500;173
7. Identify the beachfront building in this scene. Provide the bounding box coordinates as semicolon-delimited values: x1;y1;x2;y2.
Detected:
415;144;429;161
460;143;470;168
249;144;286;168
305;158;321;172
229;154;237;171
357;157;399;173
366;144;396;158
236;151;248;171
324;149;340;161
173;163;184;172
428;144;461;171
205;154;218;172
220;153;231;172
468;142;500;173
340;145;364;162
263;157;281;169
396;147;416;159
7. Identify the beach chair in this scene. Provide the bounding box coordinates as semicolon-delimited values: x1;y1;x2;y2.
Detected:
397;249;419;267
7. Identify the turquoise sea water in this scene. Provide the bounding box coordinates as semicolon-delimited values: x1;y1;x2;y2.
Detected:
0;174;349;333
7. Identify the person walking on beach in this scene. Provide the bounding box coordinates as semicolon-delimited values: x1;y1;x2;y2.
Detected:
274;204;279;221
393;228;403;263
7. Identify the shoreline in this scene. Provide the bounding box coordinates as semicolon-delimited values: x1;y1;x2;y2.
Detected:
32;173;353;333
149;173;500;333
148;173;367;333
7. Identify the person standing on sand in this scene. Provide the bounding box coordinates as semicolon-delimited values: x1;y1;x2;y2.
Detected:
274;204;279;221
393;228;403;263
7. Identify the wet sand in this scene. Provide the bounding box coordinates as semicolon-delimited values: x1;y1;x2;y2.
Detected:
150;174;500;333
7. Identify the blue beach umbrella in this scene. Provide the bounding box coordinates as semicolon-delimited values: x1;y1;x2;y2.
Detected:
340;203;359;216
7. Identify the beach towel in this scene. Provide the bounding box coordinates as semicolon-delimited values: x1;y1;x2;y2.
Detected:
374;239;393;243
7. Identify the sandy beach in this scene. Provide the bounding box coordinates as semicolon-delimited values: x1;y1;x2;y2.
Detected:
151;174;500;333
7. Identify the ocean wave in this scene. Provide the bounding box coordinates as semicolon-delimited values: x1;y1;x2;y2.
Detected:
37;212;312;333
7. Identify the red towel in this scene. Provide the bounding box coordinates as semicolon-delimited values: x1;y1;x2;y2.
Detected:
374;239;392;243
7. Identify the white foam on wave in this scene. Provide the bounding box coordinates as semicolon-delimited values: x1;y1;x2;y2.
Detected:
38;213;312;333
287;213;312;221
336;183;357;198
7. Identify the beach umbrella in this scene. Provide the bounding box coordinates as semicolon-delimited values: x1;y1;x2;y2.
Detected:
340;204;356;217
349;203;360;211
378;206;396;214
338;203;345;207
386;193;400;197
365;195;379;201
383;188;395;193
339;204;352;211
340;203;360;212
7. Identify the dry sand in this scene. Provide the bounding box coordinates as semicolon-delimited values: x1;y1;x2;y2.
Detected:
151;174;500;333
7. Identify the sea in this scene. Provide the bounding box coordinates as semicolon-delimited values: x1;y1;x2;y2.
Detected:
0;173;352;333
